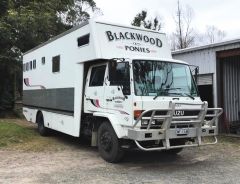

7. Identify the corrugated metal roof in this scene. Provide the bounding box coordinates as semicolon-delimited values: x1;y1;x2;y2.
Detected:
172;38;240;55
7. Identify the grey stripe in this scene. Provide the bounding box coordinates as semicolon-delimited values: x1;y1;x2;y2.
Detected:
23;88;74;112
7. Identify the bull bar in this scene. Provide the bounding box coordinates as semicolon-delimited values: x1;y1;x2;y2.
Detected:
127;101;223;151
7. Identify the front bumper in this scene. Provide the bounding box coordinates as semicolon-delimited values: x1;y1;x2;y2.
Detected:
127;101;223;151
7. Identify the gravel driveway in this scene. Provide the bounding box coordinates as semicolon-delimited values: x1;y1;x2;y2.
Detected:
0;122;240;184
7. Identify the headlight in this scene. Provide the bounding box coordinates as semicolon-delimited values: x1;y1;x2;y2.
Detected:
141;120;149;125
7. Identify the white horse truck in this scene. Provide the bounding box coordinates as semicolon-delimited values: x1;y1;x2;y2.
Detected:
22;20;223;163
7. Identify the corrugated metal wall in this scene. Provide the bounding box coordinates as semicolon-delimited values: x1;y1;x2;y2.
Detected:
198;74;213;85
222;56;240;122
173;49;216;74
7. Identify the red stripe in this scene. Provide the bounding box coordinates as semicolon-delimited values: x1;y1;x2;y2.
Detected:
95;99;100;108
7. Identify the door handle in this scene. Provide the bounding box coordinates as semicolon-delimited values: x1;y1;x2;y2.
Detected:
106;98;113;102
85;97;91;101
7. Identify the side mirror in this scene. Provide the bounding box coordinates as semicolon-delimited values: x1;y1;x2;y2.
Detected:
189;65;199;84
194;67;199;83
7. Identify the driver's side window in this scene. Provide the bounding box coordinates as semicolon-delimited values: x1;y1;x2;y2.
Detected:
108;62;131;95
89;65;106;87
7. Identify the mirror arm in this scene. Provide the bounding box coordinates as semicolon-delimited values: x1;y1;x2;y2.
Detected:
119;85;128;99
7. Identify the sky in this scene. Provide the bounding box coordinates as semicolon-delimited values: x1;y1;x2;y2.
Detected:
93;0;240;40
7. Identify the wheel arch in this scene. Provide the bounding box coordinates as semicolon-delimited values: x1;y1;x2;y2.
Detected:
92;112;127;138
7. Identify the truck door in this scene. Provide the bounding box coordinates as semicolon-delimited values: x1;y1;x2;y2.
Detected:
104;62;133;125
84;64;107;113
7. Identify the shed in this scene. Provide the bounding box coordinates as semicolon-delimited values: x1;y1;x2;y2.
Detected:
172;39;240;134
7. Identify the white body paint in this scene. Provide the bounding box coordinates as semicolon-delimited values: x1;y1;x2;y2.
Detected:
23;20;223;150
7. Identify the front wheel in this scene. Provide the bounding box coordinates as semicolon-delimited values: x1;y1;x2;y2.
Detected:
164;148;183;154
163;139;186;154
97;122;124;163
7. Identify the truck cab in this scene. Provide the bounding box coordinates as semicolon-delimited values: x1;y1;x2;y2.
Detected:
83;57;222;162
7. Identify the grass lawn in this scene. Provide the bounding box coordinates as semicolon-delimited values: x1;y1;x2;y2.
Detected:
0;119;69;152
0;120;36;147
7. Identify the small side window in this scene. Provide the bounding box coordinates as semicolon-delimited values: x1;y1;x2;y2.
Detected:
52;55;60;73
89;65;106;87
33;60;36;69
42;57;45;65
26;63;29;71
30;61;32;70
77;34;90;47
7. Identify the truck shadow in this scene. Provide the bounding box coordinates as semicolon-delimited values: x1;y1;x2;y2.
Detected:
122;150;180;164
45;129;187;164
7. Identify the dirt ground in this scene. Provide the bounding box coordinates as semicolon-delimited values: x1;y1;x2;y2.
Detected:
0;119;240;184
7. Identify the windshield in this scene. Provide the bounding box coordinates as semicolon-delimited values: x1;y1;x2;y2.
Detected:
133;60;199;97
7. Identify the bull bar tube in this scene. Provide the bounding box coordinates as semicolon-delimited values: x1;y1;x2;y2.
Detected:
127;101;223;151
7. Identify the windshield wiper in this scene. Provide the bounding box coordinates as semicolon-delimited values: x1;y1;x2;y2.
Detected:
153;92;195;100
182;93;195;100
153;88;182;100
164;87;182;91
168;92;195;100
153;95;161;100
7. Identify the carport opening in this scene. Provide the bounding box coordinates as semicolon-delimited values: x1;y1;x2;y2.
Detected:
198;85;214;108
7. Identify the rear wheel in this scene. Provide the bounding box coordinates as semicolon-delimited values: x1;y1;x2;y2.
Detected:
36;112;49;136
97;122;124;163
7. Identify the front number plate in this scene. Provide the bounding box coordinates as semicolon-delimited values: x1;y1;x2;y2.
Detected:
176;128;189;135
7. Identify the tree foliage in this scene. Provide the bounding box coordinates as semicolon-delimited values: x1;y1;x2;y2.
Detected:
131;10;163;31
64;0;102;26
0;0;99;112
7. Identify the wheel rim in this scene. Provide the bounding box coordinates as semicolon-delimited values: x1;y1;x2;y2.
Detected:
100;130;113;153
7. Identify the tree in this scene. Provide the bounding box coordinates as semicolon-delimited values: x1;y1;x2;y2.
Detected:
131;10;163;31
64;0;102;26
0;0;100;113
0;0;8;16
171;1;195;50
205;25;226;44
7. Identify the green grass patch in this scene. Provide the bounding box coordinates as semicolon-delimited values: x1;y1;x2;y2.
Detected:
0;121;37;148
0;120;67;152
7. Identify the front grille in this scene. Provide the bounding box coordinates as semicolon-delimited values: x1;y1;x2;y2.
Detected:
139;110;199;129
142;110;200;117
170;124;194;128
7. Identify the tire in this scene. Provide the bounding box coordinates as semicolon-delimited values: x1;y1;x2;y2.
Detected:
36;112;49;136
164;139;185;154
97;122;124;163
